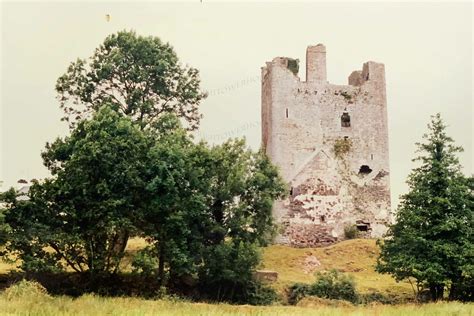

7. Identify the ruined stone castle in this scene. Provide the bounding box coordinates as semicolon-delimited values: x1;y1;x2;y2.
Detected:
261;44;392;247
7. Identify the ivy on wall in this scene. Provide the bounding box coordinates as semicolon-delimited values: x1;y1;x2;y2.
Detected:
287;59;299;76
333;138;352;158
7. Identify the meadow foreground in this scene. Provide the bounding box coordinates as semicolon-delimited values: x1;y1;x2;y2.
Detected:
1;293;472;316
1;239;473;315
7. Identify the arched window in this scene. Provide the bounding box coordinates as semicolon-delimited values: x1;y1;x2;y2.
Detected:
341;111;351;127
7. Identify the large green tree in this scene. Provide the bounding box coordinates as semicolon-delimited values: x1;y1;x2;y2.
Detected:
137;120;287;291
5;105;150;275
56;30;206;130
197;140;287;301
376;114;473;301
137;114;211;286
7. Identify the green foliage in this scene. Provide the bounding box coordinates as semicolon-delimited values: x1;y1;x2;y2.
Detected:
198;241;261;303
138;116;207;285
203;140;287;247
333;138;352;158
309;270;358;303
288;283;311;305
131;246;159;277
340;91;352;101
139;135;286;301
4;32;287;305
343;225;359;239
192;140;286;303
5;105;150;275
197;240;278;305
376;113;473;302
56;30;206;130
245;281;279;306
3;107;286;303
288;270;358;304
0;190;11;247
286;59;299;76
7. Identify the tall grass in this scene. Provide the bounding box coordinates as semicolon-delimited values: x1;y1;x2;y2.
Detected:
1;292;473;316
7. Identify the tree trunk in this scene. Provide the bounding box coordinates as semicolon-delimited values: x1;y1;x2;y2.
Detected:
429;283;444;301
449;283;457;301
157;241;165;287
112;229;129;274
437;284;444;300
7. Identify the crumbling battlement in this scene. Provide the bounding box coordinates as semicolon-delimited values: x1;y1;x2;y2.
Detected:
261;44;391;247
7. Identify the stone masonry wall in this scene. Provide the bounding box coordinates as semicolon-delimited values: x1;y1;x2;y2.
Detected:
261;44;392;247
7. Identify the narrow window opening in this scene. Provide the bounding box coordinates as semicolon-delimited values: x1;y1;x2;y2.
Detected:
286;108;289;118
359;165;373;174
341;111;351;127
320;215;326;223
290;187;293;196
371;154;374;160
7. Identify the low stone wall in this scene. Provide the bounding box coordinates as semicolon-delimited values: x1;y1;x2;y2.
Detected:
253;270;278;283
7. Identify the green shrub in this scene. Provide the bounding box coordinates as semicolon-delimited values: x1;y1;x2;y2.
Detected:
131;246;159;277
288;270;358;304
198;241;277;305
246;281;279;305
310;270;358;303
344;224;359;239
287;283;311;305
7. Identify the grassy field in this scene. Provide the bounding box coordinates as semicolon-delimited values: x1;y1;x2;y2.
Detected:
1;291;473;316
1;239;472;315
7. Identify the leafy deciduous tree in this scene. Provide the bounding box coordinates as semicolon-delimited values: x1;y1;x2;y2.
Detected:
56;30;206;130
5;105;150;275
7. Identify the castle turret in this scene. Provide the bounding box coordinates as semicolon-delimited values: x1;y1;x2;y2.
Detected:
306;44;327;82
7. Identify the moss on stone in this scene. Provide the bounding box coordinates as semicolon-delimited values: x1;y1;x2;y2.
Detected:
334;138;352;158
340;91;352;101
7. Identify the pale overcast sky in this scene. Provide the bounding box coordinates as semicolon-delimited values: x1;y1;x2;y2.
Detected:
1;1;472;208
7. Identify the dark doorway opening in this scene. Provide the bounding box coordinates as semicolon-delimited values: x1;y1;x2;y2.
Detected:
356;220;370;232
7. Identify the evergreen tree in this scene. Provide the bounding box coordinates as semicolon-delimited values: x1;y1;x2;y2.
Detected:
376;113;473;301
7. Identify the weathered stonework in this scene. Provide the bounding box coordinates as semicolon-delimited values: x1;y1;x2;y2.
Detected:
261;44;392;247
